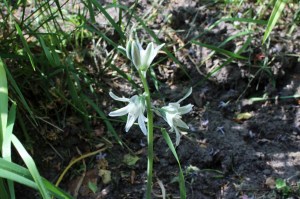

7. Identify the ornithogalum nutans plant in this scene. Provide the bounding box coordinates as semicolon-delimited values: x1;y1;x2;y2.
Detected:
109;28;192;199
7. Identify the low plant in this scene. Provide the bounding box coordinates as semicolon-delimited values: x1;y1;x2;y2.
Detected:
108;29;193;199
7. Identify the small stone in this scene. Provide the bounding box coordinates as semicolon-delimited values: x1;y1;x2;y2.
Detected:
263;169;271;175
265;176;276;189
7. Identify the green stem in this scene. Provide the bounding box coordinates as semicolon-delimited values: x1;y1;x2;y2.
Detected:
138;70;154;199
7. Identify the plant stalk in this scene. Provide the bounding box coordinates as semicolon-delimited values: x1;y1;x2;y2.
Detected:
138;71;154;199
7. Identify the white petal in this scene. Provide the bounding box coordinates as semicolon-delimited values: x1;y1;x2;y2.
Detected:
143;42;154;68
165;112;174;127
109;92;130;102
109;105;130;117
177;87;192;103
174;118;189;129
147;43;164;67
125;113;138;132
178;104;193;115
174;127;181;146
131;41;141;69
138;114;147;135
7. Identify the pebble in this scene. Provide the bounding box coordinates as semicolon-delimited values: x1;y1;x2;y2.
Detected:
263;169;271;175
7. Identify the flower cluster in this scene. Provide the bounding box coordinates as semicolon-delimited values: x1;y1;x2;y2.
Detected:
109;34;193;146
109;87;193;145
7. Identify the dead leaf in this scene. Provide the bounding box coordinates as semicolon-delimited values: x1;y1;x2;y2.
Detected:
265;176;276;189
98;169;111;184
123;154;139;166
235;112;253;121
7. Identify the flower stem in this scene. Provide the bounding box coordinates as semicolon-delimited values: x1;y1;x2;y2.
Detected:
138;71;154;199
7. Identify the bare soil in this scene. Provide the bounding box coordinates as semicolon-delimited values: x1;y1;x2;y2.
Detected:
15;1;300;199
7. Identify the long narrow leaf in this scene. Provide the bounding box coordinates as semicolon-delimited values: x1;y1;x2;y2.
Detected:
161;128;186;199
0;168;37;189
191;41;247;60
3;103;17;199
53;0;64;20
2;103;16;160
0;58;15;199
15;23;36;71
263;0;287;43
0;58;8;150
0;158;73;199
90;0;125;40
83;95;123;146
0;178;9;199
3;64;36;124
11;135;50;199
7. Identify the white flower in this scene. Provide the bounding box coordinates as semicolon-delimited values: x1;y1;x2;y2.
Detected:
157;88;193;146
118;39;164;75
108;92;148;135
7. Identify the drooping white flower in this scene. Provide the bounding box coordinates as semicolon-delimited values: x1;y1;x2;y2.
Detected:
157;88;193;146
118;39;164;75
108;92;148;135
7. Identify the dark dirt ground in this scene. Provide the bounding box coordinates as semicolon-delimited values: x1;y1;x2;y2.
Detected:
14;1;300;199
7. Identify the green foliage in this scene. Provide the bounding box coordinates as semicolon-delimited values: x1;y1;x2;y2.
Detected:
0;59;72;198
263;0;287;44
161;128;186;199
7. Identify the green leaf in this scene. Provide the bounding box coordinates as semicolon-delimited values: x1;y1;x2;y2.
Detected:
83;95;123;146
15;23;36;71
90;0;125;40
191;41;247;60
0;58;8;150
12;135;50;199
161;128;186;199
276;178;286;189
0;158;73;199
88;181;98;193
3;65;36;124
263;0;287;44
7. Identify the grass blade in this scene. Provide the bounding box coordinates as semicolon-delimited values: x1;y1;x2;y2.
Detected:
15;23;36;71
161;128;186;199
193;36;252;88
90;0;125;40
263;0;287;44
0;59;9;197
83;94;123;146
219;17;267;25
0;58;8;150
0;158;73;199
53;0;64;20
3;103;17;199
0;168;37;189
191;41;247;60
11;135;50;199
3;64;36;124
